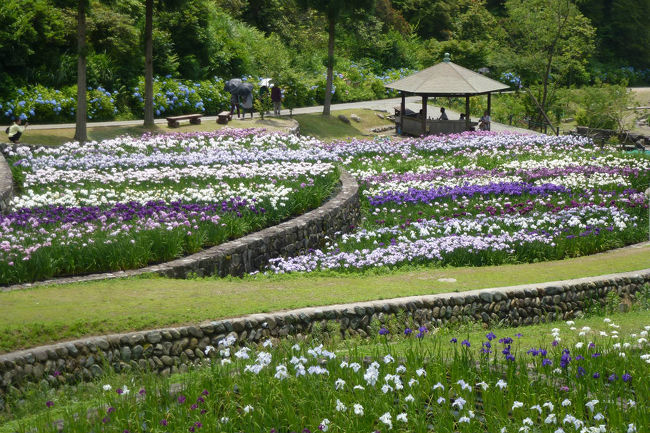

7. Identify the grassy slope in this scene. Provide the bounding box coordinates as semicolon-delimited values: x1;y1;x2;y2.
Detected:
1;242;648;353
294;109;393;139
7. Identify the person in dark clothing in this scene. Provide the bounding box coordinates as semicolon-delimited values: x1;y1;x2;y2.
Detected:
271;85;282;115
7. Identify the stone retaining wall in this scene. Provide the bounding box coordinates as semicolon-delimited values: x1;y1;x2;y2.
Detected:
0;150;12;214
145;168;359;279
1;269;648;397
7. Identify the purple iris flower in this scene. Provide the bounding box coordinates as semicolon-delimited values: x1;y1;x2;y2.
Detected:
404;328;412;336
593;372;600;379
622;373;632;382
461;339;471;347
450;337;458;343
379;327;389;336
486;332;497;341
560;352;571;368
542;358;552;366
608;374;617;382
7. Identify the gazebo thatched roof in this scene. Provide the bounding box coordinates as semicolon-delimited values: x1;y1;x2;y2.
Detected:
385;60;509;96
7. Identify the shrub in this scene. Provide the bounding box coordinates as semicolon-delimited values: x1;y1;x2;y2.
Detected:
0;85;117;123
573;83;635;131
131;77;230;117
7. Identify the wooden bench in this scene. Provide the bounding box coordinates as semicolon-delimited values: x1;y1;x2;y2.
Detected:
166;113;202;128
217;111;232;124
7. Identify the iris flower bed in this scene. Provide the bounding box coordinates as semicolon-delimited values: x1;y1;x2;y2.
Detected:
0;130;338;285
21;317;649;432
267;132;650;274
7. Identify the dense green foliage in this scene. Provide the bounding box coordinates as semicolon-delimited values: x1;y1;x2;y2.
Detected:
1;0;648;104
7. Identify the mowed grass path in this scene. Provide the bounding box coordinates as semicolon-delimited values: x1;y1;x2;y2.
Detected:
1;242;648;353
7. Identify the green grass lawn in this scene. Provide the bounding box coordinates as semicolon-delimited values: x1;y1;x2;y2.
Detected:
17;117;294;146
294;109;394;140
1;242;648;353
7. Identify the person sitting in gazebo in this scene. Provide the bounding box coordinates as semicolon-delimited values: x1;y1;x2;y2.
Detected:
479;110;491;131
438;107;448;120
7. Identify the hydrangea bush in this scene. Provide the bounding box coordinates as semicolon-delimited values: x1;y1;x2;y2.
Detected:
131;77;230;117
0;130;338;285
0;85;117;123
267;132;650;274
0;65;415;124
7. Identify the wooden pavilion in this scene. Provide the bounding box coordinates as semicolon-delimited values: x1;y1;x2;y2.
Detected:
386;53;510;136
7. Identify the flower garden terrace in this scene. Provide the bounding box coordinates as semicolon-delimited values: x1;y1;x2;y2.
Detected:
10;314;650;433
0;129;340;285
267;132;650;275
0;130;649;286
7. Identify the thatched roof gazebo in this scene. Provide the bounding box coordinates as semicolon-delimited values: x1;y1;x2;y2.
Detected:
386;54;510;136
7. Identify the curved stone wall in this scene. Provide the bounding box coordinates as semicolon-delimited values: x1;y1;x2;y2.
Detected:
1;268;648;395
145;168;359;279
0;150;12;214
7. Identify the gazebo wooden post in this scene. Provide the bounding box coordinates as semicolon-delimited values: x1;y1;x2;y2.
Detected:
400;92;406;134
487;93;492;131
421;95;428;135
465;95;471;131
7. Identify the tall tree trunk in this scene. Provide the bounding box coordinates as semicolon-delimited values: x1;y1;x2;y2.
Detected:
143;0;154;127
74;0;87;143
323;17;335;116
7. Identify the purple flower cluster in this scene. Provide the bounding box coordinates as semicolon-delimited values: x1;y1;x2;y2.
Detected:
368;182;570;207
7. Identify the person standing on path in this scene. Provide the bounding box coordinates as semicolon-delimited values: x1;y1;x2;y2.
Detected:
438;107;448;120
230;93;240;118
271;85;282;115
240;93;254;119
6;118;28;143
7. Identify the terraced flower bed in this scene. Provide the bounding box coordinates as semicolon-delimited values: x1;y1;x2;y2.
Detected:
0;130;339;285
17;316;649;433
269;132;650;273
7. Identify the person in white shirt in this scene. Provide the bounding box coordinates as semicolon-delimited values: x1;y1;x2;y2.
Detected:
479;110;491;131
7;118;28;143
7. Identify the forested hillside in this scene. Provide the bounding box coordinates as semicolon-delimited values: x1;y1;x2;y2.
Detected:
1;0;648;95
